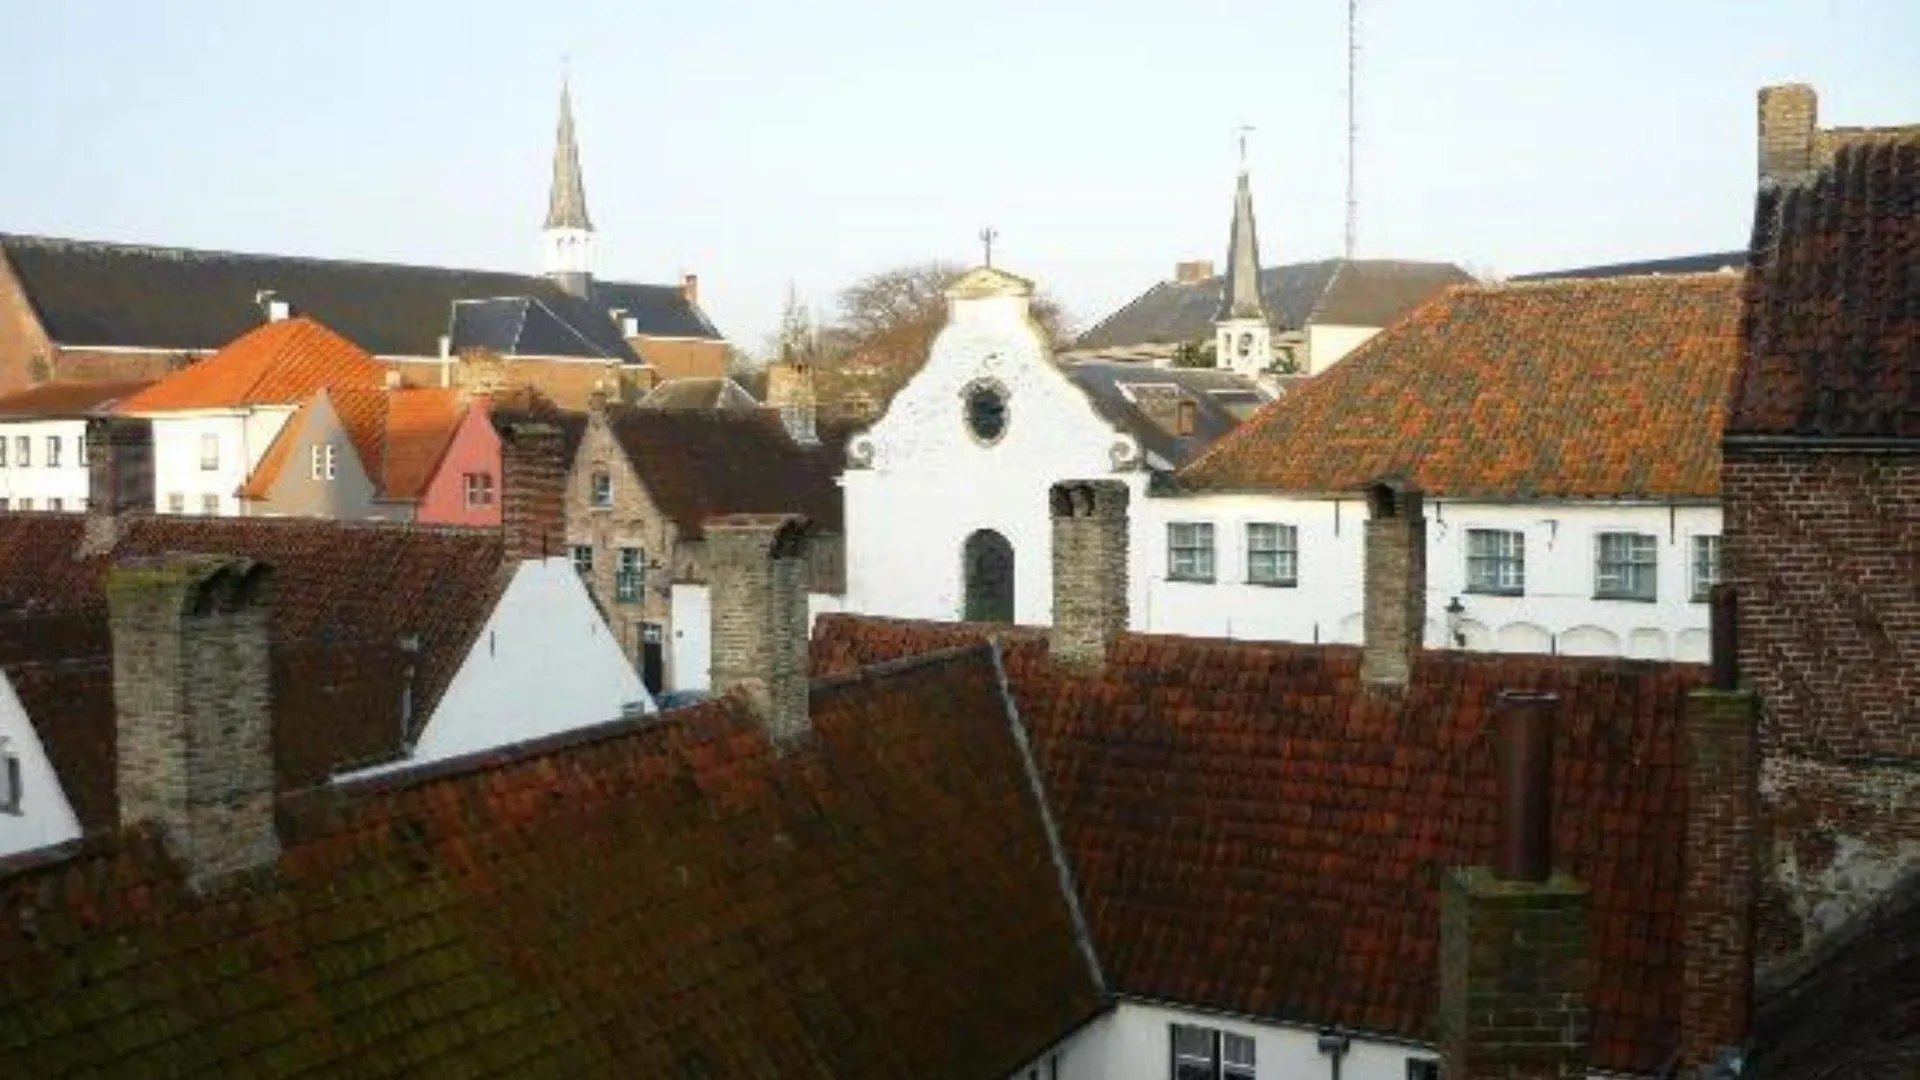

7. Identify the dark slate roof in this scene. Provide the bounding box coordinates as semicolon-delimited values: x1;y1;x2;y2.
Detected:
812;615;1706;1075
1728;136;1920;441
0;234;722;354
1512;251;1749;281
1751;871;1920;1079
1075;258;1471;350
448;295;639;361
0;646;1105;1078
1063;362;1261;469
1181;275;1744;499
603;405;851;537
0;515;508;819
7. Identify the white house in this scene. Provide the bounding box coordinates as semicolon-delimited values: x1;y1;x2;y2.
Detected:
0;672;83;858
841;265;1263;628
113;315;389;516
0;379;150;512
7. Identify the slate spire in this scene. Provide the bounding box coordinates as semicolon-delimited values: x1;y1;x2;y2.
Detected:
544;80;593;232
1214;160;1267;322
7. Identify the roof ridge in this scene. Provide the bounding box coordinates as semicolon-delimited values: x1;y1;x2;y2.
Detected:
1468;271;1738;293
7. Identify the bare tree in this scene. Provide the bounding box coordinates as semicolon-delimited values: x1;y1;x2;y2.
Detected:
820;261;1073;371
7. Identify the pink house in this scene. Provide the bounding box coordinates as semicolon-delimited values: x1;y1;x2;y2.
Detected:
413;397;503;526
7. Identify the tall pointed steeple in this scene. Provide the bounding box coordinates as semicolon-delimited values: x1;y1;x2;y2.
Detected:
1212;132;1273;376
542;77;596;296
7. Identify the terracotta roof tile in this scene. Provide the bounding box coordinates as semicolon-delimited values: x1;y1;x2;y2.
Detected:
0;648;1103;1076
0;515;507;818
0;379;154;418
1181;275;1744;498
812;614;1703;1074
1730;135;1920;440
115;317;387;413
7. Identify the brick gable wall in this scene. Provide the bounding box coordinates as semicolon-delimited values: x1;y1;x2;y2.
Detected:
0;252;54;395
1724;450;1920;973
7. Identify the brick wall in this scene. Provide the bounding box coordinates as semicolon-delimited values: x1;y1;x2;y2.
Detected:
1362;483;1426;687
632;337;726;382
1049;480;1130;670
706;515;811;742
1723;451;1920;972
1439;867;1591;1080
1758;84;1819;186
500;422;567;562
1680;688;1759;1068
0;253;55;395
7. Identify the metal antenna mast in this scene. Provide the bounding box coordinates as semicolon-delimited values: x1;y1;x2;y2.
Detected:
1345;0;1360;259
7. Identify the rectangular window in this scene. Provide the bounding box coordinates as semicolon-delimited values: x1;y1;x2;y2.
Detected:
463;472;495;507
1246;522;1298;586
0;752;20;814
201;494;220;516
47;498;62;512
1406;1060;1440;1080
199;432;219;470
591;470;613;508
1595;531;1658;600
309;444;336;480
571;545;594;577
14;436;27;467
1691;535;1721;602
616;547;643;603
77;433;88;466
1170;1024;1254;1080
0;436;8;466
45;436;60;468
1167;522;1215;582
167;493;184;515
16;498;30;511
0;498;9;511
1466;528;1526;595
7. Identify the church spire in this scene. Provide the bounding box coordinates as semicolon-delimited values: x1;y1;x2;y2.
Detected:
1214;135;1267;322
545;79;593;232
542;76;595;296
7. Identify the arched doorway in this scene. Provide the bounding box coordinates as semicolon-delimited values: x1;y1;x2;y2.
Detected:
962;529;1015;623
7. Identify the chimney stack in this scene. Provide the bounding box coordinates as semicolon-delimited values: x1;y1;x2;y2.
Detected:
1049;480;1130;672
707;513;812;743
1361;479;1426;688
682;272;700;308
108;555;278;889
1440;690;1591;1080
80;416;152;557
498;421;567;563
1758;83;1820;187
1679;586;1758;1073
1174;259;1216;284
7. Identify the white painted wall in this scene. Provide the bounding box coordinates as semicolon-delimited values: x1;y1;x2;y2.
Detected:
143;409;293;516
1305;324;1381;374
670;583;846;693
402;558;652;763
1010;1000;1437;1080
0;673;84;858
1140;493;1719;660
842;275;1152;628
0;419;91;511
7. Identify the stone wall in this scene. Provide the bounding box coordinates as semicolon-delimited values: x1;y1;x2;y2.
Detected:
1439;867;1591;1080
565;414;677;676
1049;480;1130;670
706;515;811;741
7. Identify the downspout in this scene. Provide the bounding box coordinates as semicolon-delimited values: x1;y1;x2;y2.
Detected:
1317;1029;1351;1080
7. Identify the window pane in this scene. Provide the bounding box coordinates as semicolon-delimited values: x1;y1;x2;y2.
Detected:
1223;1032;1255;1066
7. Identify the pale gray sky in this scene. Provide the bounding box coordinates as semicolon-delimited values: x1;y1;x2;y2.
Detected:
2;0;1916;348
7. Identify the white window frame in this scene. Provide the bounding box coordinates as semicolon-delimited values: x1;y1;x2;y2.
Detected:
166;493;184;515
14;436;27;467
1167;522;1216;582
1246;522;1298;586
1170;1024;1254;1080
616;547;644;603
1465;528;1526;595
591;470;613;508
199;432;219;471
571;544;595;577
45;435;60;468
464;471;495;508
309;444;336;481
16;498;29;511
200;494;220;517
47;498;62;512
1594;531;1658;601
1691;535;1721;603
0;436;8;467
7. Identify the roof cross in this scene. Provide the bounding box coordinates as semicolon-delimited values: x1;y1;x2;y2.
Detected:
979;226;1000;269
1235;124;1255;169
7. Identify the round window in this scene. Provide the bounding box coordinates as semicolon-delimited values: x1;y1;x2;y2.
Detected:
965;383;1008;442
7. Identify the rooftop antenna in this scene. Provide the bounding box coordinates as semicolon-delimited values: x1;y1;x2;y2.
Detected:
979;226;999;268
1344;0;1361;259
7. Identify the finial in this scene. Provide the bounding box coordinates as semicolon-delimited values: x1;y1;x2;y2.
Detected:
1235;124;1255;170
979;226;999;269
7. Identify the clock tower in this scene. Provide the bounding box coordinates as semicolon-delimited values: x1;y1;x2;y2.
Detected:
1213;148;1272;377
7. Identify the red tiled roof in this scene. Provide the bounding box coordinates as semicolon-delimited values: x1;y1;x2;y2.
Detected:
1181;275;1744;499
0;648;1104;1076
115;317;387;413
0;514;508;821
812;614;1704;1074
0;378;153;418
1730;136;1920;440
603;405;851;536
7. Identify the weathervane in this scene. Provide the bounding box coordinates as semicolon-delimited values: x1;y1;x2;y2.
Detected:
979;226;1000;268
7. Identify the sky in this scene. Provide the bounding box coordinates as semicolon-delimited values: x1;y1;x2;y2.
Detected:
2;0;1916;353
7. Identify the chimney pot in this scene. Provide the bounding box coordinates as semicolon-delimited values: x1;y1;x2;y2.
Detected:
1361;479;1426;688
1049;480;1131;671
1493;690;1558;883
108;555;278;889
706;513;812;743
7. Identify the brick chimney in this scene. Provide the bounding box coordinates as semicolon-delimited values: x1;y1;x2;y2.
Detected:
1174;259;1216;284
1440;690;1592;1080
1050;480;1130;672
1361;479;1426;688
498;421;566;563
80;416;152;557
707;513;812;742
107;555;278;889
1679;585;1758;1073
682;272;700;308
1758;83;1820;187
